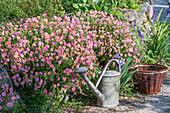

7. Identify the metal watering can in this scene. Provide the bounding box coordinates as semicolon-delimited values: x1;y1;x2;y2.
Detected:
74;59;121;107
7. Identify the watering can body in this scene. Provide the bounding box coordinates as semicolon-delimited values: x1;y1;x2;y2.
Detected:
97;70;121;107
74;59;121;108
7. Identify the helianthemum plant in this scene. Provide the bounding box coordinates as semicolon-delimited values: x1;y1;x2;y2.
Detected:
0;10;141;112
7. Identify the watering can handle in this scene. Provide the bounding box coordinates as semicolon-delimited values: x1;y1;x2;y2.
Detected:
95;59;121;87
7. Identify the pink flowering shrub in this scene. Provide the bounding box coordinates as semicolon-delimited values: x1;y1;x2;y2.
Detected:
80;10;140;67
0;10;140;109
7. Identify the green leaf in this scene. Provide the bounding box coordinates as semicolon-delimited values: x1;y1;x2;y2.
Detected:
92;3;101;11
120;57;136;90
156;8;163;22
73;3;79;9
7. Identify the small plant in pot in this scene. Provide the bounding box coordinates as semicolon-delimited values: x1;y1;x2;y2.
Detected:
131;9;170;94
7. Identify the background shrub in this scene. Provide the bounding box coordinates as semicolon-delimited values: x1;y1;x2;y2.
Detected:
0;0;64;26
0;0;143;27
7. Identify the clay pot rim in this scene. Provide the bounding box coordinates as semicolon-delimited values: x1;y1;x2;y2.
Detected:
129;63;168;74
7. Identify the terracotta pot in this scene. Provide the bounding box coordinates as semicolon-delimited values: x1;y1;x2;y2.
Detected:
130;61;168;94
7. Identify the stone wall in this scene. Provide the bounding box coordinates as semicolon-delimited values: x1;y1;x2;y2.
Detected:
114;2;154;27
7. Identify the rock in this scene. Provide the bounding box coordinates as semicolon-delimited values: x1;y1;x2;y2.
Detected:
114;8;147;26
140;2;153;20
113;2;154;27
136;11;147;26
0;65;13;87
121;9;136;21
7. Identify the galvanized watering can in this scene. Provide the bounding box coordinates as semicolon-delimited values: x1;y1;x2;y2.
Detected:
74;59;121;107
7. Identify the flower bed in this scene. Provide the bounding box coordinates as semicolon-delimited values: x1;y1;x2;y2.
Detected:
0;10;141;112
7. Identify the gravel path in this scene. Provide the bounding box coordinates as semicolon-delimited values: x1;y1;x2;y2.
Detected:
124;71;170;113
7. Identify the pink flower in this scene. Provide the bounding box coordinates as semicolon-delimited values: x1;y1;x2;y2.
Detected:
44;81;47;85
28;82;31;86
50;78;54;81
71;78;75;82
20;54;24;58
128;53;132;57
0;99;3;103
1;53;6;58
20;81;25;85
77;11;81;16
31;70;34;74
11;96;16;101
129;47;133;52
55;56;59;59
35;72;38;75
48;72;51;75
58;60;62;64
36;63;39;67
16;95;20;99
15;82;19;87
1;85;5;89
30;75;33;78
34;86;38;90
44;73;47;77
14;52;19;58
43;90;47;94
42;13;47;17
49;92;53;96
7;102;13;107
2;92;6;96
53;84;56;88
50;64;54;68
62;77;66;81
64;85;68;89
16;74;19;77
5;83;8;88
9;87;13;92
36;78;39;82
72;87;75;91
57;83;60;86
0;106;2;110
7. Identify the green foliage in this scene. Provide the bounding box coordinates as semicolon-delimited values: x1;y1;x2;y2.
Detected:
140;9;170;65
0;0;64;25
111;0;142;11
120;58;137;96
0;0;143;26
18;89;52;113
62;0;90;13
90;0;125;19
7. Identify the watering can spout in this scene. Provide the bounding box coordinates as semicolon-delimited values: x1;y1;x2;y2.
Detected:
74;67;106;103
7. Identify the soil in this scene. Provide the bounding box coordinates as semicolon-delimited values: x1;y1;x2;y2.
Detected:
62;69;170;113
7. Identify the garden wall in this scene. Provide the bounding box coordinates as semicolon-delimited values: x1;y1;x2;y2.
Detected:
114;2;154;27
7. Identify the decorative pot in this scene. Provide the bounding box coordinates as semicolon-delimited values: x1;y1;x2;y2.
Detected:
130;61;168;94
